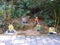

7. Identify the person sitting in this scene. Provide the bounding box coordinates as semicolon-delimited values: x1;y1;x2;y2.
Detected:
48;26;57;35
7;23;16;33
22;16;28;24
36;23;43;32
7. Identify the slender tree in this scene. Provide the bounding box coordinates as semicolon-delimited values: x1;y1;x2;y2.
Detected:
2;0;7;20
8;0;14;20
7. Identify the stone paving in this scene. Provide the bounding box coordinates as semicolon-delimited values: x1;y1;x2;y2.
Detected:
0;35;60;45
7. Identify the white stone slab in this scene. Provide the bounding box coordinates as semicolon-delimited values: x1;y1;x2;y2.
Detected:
0;42;5;45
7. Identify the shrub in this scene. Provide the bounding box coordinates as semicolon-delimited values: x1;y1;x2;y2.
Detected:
13;22;31;30
13;22;24;30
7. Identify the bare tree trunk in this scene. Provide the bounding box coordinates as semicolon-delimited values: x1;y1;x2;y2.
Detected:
54;9;57;27
4;2;7;20
8;0;14;21
53;9;58;33
56;17;59;29
2;0;7;20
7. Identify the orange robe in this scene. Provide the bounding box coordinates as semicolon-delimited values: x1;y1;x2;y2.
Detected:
35;18;39;23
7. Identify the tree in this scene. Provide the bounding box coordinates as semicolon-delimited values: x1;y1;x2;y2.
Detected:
2;0;7;20
8;0;14;20
1;0;60;27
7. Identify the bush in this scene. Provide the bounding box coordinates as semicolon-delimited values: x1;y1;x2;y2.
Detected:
0;23;4;28
44;20;55;26
13;22;31;30
22;25;31;30
0;23;4;33
13;22;24;30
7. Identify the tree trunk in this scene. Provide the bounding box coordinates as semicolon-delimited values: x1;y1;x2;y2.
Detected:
3;2;7;20
2;0;6;20
8;0;14;21
56;17;59;29
54;9;57;27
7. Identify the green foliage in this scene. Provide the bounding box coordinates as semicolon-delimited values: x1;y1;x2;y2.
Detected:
10;0;42;18
0;0;3;5
13;22;24;30
0;5;4;20
13;22;30;30
0;22;4;28
0;0;60;26
0;5;4;15
44;20;54;26
34;0;60;26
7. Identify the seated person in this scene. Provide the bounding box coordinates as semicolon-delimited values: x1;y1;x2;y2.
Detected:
7;23;15;33
22;16;28;24
36;23;43;32
49;26;57;34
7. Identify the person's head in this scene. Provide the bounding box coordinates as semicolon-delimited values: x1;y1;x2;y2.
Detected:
36;17;38;18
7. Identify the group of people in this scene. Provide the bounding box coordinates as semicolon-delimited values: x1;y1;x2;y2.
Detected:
34;17;57;35
6;17;57;35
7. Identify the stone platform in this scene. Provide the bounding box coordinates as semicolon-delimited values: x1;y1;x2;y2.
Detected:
0;35;60;45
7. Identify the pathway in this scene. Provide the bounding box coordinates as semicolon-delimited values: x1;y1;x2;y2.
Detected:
0;35;60;45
